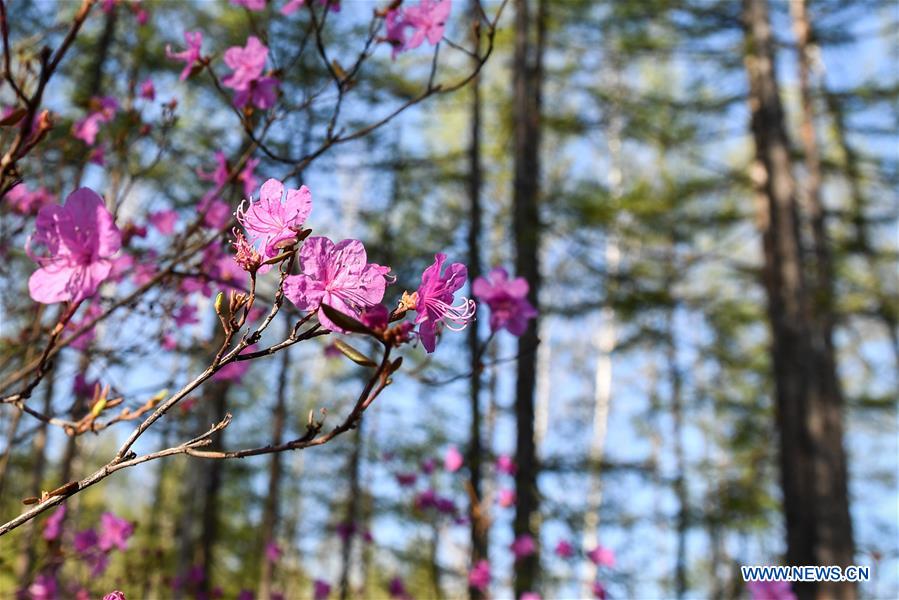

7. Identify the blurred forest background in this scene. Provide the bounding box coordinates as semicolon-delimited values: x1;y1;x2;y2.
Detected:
0;0;896;599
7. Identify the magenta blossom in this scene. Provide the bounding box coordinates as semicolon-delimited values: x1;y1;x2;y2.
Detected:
167;31;203;80
280;0;304;14
313;580;331;600
5;183;54;215
72;96;118;146
103;592;127;600
496;454;516;475
403;253;475;353
395;472;416;487
384;9;409;58
98;512;134;551
237;179;311;257
232;0;266;9
444;445;463;472
149;209;178;234
388;577;409;600
497;488;516;508
139;79;155;100
223;37;268;91
554;539;574;558
27;574;57;600
510;534;536;560
74;528;99;553
42;506;66;541
265;541;282;562
468;559;490;592
404;0;451;49
473;267;537;336
747;580;797;600
586;544;615;567
593;582;607;600
27;188;122;304
223;36;279;109
284;237;389;332
521;593;541;600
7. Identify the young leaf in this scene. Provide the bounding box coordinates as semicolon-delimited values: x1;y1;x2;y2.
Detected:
320;304;374;335
333;339;377;368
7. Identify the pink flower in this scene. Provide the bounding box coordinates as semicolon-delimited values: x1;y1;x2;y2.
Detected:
103;592;127;600
198;151;230;187
238;157;260;198
149;209;178;234
213;346;257;382
237;591;254;600
313;580;331;600
73;97;118;145
232;229;263;272
404;0;451;49
444;445;463;472
200;196;231;230
237;179;312;258
67;301;103;350
167;31;203;81
232;0;266;9
265;541;282;562
384;10;409;58
521;594;541;600
139;79;155;100
586;545;615;567
592;581;607;600
27;188;122;304
42;506;66;541
473;267;537;336
510;534;536;560
420;458;436;474
89;145;106;166
27;574;57;600
496;454;516;475
395;472;416;487
234;76;280;110
4;183;54;215
497;488;516;508
174;304;199;327
223;36;268;91
554;539;574;558
747;580;797;600
388;577;409;600
468;560;490;592
98;512;134;551
283;237;389;332
74;528;99;553
404;253;475;353
280;0;304;14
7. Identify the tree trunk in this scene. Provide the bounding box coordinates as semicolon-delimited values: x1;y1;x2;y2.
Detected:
258;344;290;600
197;380;230;594
466;1;487;596
512;0;545;595
339;419;363;600
741;1;855;598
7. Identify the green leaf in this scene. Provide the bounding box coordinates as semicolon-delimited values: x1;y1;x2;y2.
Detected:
333;339;377;368
320;304;373;335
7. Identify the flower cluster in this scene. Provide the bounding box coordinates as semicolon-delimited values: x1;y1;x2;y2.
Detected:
72;96;118;146
222;36;280;109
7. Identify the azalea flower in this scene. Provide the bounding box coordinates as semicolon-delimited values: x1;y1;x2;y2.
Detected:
27;574;57;600
280;0;304;14
237;179;312;258
497;488;516;508
149;209;178;234
139;79;155;100
593;581;607;600
404;0;451;50
4;183;54;215
232;0;266;9
473;267;537;335
265;541;282;562
554;539;574;558
74;528;99;553
468;560;490;592
72;96;118;146
42;506;66;541
313;580;331;600
167;31;203;80
747;580;797;600
98;512;134;551
496;454;516;475
388;577;409;600
395;472;416;487
510;534;536;559
27;187;122;304
586;545;615;567
444;445;463;472
103;592;127;600
521;593;541;600
223;37;280;109
402;253;475;353
283;237;389;332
